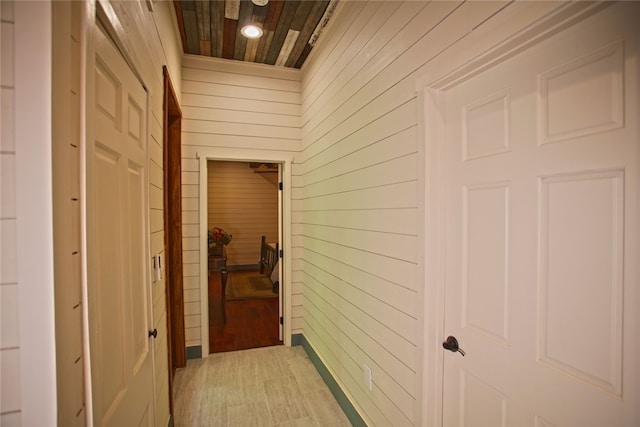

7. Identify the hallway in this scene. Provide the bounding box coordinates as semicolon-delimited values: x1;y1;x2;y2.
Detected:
172;345;352;426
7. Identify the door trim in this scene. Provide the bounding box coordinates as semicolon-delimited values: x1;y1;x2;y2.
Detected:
416;2;609;426
196;148;294;355
163;65;183;417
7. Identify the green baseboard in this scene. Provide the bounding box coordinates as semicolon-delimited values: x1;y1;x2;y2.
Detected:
291;333;304;346
292;334;367;427
186;345;202;360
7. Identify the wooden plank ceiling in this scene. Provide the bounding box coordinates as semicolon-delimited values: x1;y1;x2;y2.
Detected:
173;0;339;69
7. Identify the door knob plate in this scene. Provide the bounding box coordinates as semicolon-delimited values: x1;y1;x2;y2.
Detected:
443;336;465;356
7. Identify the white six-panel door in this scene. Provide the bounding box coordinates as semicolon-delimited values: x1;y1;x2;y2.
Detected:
439;3;638;426
87;26;154;426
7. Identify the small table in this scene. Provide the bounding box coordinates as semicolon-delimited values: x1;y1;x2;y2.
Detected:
208;245;228;322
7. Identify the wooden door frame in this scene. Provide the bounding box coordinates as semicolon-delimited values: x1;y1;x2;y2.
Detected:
163;65;184;414
416;3;608;426
196;148;293;356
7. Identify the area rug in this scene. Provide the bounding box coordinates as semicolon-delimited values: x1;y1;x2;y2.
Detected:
226;273;278;300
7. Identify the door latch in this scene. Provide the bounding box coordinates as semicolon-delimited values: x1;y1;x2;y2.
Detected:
442;336;465;356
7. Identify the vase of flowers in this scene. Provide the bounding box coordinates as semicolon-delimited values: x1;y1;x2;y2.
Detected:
208;227;232;256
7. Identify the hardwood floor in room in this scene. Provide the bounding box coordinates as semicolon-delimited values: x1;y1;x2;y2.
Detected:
209;269;282;353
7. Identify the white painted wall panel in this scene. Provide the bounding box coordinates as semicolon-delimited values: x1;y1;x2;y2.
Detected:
182;93;299;116
1;3;20;423
0;284;19;347
301;1;367;101
181;56;302;345
182;118;300;141
182;79;300;104
181;140;201;347
52;3;86;424
182;62;300;93
295;0;529;425
0;219;17;284
0;154;15;218
12;2;57;424
0;348;21;413
182;259;199;276
49;0;182;424
182;132;298;152
183;105;301;128
15;1;589;424
302;126;416;187
301;1;458;140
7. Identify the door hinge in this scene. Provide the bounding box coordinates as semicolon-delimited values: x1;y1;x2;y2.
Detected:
279;249;283;258
279;182;283;190
279;316;284;325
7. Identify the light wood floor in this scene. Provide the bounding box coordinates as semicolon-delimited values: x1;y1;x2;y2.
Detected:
172;345;353;426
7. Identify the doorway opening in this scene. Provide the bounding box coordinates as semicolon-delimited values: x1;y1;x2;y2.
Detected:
195;148;293;356
206;160;283;353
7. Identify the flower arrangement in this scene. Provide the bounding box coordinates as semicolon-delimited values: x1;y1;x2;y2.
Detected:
208;227;232;248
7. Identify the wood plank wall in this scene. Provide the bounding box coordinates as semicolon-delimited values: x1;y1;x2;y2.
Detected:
296;1;538;425
103;3;184;424
52;2;85;425
179;1;574;424
50;2;182;425
207;160;278;266
0;2;20;425
296;3;422;425
180;55;301;348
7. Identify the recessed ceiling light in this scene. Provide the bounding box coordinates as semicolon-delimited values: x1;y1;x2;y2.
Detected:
252;0;269;5
241;24;263;39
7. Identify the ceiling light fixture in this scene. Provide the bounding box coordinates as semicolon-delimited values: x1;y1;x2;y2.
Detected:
251;0;269;6
241;24;263;39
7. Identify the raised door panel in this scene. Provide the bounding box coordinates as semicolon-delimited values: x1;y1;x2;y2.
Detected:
90;26;154;427
441;4;638;426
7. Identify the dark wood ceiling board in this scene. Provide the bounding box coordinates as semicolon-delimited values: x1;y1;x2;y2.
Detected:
251;2;268;32
196;1;211;55
200;40;212;55
294;43;311;69
237;0;256;30
250;1;268;24
255;30;275;64
289;0;314;31
222;17;237;59
272;1;313;66
196;0;211;41
210;0;224;57
224;0;240;19
255;1;285;63
181;1;201;54
233;33;248;60
265;0;300;65
263;1;285;32
285;0;328;67
244;37;260;62
175;0;338;69
184;15;200;54
233;0;255;60
245;5;267;62
173;1;188;54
